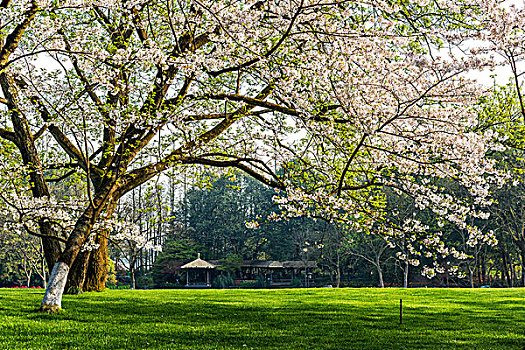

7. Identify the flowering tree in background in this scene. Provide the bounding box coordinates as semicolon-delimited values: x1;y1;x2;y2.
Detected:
0;0;515;312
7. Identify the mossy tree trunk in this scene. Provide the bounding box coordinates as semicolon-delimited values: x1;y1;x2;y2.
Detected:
66;201;117;292
83;231;109;292
64;250;91;293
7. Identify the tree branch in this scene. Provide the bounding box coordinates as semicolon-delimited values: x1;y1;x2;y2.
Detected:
14;76;88;168
198;92;299;116
0;127;16;143
182;109;273;121
0;1;38;68
208;0;304;77
336;133;368;196
114;85;276;196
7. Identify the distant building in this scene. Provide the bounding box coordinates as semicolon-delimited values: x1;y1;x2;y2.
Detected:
181;253;215;287
180;254;317;287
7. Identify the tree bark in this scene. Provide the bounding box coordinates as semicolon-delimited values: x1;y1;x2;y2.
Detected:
40;186;112;312
336;251;341;288
403;261;409;288
374;255;384;288
481;253;487;284
40;262;69;313
510;255;516;288
377;266;384;288
521;249;525;287
41;258;47;289
24;262;31;288
131;265;136;290
468;265;474;288
501;245;511;287
83;231;108;291
39;222;62;273
69;202;116;292
64;250;91;293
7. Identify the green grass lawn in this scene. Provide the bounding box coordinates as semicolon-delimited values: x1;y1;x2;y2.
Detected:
0;288;523;349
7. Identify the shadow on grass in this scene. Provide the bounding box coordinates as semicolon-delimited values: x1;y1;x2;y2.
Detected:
1;289;524;349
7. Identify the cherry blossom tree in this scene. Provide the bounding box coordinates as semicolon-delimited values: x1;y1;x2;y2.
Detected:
0;0;514;312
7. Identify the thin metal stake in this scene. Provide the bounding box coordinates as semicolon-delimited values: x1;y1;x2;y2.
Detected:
400;299;403;325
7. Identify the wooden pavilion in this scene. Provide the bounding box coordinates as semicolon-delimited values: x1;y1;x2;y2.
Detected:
180;253;216;287
180;254;317;287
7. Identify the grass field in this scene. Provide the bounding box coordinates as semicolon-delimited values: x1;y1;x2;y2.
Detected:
0;288;523;349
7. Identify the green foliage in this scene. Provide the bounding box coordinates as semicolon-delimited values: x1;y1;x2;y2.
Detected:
182;175;272;259
237;280;256;288
180;173;326;261
106;258;118;288
0;289;523;349
211;275;234;289
254;275;269;288
217;254;242;277
0;230;46;288
151;239;201;286
290;277;303;288
477;83;525;149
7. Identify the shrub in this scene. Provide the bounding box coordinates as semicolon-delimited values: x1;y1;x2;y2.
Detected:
239;280;256;288
213;275;234;289
254;276;269;288
290;278;303;288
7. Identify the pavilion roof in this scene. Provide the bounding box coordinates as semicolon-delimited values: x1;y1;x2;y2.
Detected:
241;260;284;268
181;253;216;269
203;259;317;269
282;261;317;269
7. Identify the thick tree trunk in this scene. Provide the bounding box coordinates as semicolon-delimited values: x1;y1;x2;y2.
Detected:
74;202;116;292
65;250;91;293
83;231;108;292
39;222;62;273
39;189;110;312
40;262;69;313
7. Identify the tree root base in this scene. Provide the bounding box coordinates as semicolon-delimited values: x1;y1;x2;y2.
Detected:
38;305;62;314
